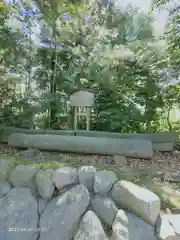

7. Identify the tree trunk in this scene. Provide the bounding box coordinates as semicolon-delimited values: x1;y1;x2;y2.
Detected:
49;49;57;128
49;3;57;128
167;107;172;131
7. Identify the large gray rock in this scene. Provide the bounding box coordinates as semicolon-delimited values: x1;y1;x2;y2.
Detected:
74;210;108;240
78;166;96;192
52;167;78;190
113;155;127;166
156;214;180;240
91;195;118;226
0;187;38;240
36;169;55;199
75;131;177;152
39;185;90;240
9;165;39;188
112;210;156;240
45;130;74;135
38;199;48;215
0;159;14;182
94;170;117;195
8;133;153;158
0;126;45;143
75;130;178;143
111;180;160;225
8;133;33;148
0;181;11;198
153;142;175;152
20;148;39;160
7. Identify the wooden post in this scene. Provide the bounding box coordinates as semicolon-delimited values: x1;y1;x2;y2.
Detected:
86;107;91;131
74;107;77;130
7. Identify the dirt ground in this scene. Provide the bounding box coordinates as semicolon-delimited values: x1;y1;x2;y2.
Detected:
1;143;180;168
0;143;180;186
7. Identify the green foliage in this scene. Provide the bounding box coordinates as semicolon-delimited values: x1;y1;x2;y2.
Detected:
167;12;180;75
151;0;169;8
0;0;179;132
151;0;180;75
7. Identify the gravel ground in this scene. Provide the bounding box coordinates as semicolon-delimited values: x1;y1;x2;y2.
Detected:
0;143;180;169
1;143;180;175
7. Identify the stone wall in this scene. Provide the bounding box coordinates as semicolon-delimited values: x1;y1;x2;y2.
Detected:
0;160;179;240
0;127;74;143
0;127;178;152
8;133;154;158
75;130;178;152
